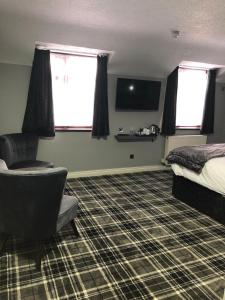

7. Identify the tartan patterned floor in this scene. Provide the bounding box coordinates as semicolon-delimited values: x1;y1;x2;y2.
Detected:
1;170;225;299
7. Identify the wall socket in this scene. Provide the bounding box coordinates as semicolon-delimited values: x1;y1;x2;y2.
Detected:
130;154;134;159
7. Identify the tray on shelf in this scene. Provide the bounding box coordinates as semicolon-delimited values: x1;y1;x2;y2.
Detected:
115;134;157;142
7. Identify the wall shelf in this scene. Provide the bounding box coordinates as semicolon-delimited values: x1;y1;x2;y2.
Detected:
115;134;157;142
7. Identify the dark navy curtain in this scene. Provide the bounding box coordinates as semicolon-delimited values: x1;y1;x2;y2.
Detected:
161;67;179;136
92;55;109;138
22;48;55;137
200;69;217;135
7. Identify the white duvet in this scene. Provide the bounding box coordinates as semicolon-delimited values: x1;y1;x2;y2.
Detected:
171;157;225;195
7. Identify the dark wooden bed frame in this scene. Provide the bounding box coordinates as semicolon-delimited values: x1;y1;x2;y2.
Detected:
172;175;225;225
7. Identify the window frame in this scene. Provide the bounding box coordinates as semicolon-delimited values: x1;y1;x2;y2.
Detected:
175;66;209;130
176;125;201;130
55;126;92;132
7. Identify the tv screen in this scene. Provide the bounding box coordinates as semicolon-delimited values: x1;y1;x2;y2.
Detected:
115;78;161;111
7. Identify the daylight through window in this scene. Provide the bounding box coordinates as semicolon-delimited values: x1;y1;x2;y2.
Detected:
50;53;97;130
176;67;208;128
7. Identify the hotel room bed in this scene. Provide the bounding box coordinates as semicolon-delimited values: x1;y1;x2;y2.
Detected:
172;157;225;195
167;145;225;225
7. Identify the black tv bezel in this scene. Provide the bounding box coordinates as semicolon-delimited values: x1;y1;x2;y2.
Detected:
115;78;161;111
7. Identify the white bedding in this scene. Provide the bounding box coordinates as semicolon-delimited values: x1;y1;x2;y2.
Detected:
171;157;225;195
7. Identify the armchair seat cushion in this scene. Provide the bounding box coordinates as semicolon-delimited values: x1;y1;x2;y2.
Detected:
10;160;54;170
57;195;79;231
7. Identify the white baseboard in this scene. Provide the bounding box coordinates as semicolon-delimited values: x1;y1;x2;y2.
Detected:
68;164;170;179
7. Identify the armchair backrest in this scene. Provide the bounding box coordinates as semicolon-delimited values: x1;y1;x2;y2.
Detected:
0;167;68;239
0;133;39;168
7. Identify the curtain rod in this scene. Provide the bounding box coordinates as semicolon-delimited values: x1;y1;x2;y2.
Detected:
179;65;210;71
36;45;109;58
51;50;97;58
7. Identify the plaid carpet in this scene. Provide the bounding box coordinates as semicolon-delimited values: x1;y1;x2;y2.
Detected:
1;170;225;299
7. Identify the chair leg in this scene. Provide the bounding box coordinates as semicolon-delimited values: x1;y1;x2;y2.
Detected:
0;233;9;255
70;220;80;238
35;241;45;271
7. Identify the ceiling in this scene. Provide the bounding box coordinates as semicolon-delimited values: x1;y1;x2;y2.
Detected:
1;0;225;78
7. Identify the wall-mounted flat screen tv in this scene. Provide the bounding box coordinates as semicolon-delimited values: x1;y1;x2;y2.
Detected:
115;78;161;111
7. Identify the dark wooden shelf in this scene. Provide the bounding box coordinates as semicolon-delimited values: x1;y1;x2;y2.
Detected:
115;134;157;142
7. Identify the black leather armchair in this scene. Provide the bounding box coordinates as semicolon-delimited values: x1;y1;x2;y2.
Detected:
0;161;79;269
0;133;54;169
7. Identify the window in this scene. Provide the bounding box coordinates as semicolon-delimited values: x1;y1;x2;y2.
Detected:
50;53;97;130
176;67;208;129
